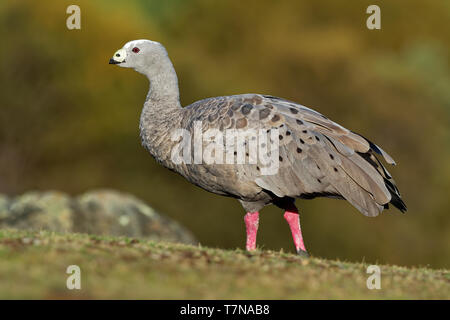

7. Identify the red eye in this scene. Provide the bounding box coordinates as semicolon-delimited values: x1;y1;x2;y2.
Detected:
132;47;140;53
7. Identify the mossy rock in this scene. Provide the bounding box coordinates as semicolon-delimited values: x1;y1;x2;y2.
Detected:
73;189;196;244
0;190;196;244
0;191;73;232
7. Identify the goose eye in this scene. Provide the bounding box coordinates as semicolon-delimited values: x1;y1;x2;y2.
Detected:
132;47;140;53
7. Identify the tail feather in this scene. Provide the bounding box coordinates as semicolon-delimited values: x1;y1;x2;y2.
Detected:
384;178;407;212
356;148;407;213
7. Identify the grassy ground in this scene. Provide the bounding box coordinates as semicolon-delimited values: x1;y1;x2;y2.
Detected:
0;228;448;299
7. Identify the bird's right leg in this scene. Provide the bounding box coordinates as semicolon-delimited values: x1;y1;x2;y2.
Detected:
244;212;259;251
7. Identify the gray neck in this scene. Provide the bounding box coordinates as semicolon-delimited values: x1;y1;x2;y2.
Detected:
139;57;183;169
144;55;181;103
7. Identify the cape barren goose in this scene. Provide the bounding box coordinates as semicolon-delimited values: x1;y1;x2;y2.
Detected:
109;39;406;257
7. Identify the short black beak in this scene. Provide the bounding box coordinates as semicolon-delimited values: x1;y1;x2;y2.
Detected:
109;58;120;64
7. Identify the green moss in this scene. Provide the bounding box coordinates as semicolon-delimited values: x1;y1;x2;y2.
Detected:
0;228;448;299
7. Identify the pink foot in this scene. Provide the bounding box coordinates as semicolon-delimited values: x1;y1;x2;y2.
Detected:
284;210;309;257
244;212;259;251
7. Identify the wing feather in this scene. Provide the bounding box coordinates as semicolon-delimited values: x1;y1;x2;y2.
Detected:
182;94;405;215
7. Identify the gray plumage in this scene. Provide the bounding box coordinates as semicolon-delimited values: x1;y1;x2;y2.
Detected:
111;39;406;220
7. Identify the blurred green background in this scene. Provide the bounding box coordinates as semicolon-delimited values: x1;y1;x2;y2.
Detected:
1;0;449;268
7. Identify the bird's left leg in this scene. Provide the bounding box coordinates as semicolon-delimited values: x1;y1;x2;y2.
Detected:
244;212;259;251
283;205;309;258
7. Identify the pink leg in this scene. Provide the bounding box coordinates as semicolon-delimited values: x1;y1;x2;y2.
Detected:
244;212;259;251
284;209;309;257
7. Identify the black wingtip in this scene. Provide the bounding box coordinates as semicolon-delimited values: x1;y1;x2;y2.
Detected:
384;178;407;213
391;194;407;213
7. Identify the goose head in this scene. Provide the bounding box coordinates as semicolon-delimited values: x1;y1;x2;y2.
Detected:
109;39;170;76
